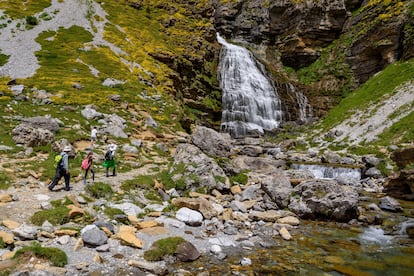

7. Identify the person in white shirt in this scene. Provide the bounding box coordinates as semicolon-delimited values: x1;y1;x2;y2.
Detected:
91;126;98;145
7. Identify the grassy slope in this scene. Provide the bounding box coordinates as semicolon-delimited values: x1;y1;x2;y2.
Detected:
0;0;212;147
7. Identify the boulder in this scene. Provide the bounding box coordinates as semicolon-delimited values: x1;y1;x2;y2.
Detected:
288;179;359;222
173;143;230;191
191;125;232;158
12;124;54;147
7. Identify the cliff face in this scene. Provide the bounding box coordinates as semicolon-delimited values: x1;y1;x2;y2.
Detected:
211;0;414;118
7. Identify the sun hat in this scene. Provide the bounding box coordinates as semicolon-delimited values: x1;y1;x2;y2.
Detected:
63;145;72;152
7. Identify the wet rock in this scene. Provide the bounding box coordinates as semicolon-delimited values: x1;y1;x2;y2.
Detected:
176;241;200;261
378;196;403;212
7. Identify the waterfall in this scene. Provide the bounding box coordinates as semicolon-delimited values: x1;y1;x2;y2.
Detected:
291;163;361;180
287;83;313;123
217;34;283;137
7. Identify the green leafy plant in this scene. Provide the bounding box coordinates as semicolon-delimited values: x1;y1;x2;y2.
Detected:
13;242;68;267
143;236;185;261
85;182;113;198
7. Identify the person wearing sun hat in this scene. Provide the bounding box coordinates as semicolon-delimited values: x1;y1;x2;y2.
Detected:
103;143;117;177
48;145;72;191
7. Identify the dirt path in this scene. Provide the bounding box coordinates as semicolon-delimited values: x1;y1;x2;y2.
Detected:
0;163;162;224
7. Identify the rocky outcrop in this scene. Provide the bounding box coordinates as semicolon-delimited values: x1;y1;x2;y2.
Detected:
385;147;414;200
288;178;359;222
212;0;414;121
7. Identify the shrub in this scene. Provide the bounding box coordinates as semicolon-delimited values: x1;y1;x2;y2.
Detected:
25;16;38;26
31;206;70;226
0;171;12;190
144;236;185;261
14;242;68;267
86;182;113;198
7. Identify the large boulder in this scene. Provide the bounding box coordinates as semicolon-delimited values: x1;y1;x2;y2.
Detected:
261;173;293;208
173;143;230;191
21;115;60;132
191;126;232;158
288;179;359;222
12;124;54;147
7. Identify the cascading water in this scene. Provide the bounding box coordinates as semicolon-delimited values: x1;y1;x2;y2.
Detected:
291;163;361;180
217;34;283;137
286;83;313;123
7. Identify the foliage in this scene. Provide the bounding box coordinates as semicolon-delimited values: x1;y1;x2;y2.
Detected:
143;236;185;261
318;59;414;134
229;171;248;185
121;175;154;191
0;0;51;19
25;15;38;26
85;182;113;198
104;206;126;219
31;206;70;226
13;242;68;267
0;171;12;190
0;53;9;66
0;237;5;249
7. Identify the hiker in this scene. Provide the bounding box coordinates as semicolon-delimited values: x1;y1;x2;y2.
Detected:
82;151;94;184
103;143;117;177
90;126;98;145
48;145;72;191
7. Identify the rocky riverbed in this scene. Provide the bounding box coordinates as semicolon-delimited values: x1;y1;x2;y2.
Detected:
1;124;413;275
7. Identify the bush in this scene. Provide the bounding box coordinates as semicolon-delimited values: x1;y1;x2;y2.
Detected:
31;206;70;226
14;242;68;267
144;236;185;261
86;182;113;198
25;16;38;26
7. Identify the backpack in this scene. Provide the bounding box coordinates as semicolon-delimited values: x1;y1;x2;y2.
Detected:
54;154;63;168
81;158;90;170
104;150;113;161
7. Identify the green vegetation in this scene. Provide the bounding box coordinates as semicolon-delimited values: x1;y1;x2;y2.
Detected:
143;236;185;261
318;59;414;133
104;206;126;219
0;53;9;66
0;171;12;190
229;171;248;185
0;0;52;19
32;198;70;226
121;175;154;191
13;242;68;267
85;182;113;198
0;237;5;248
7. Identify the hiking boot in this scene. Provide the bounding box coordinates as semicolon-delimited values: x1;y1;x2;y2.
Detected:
48;186;53;191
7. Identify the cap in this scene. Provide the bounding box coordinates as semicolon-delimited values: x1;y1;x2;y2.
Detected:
108;144;117;151
63;145;72;152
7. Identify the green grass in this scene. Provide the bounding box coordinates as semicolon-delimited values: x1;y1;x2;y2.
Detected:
318;59;414;133
0;171;12;190
0;53;9;66
31;206;70;226
144;236;185;261
0;0;52;19
13;242;68;267
85;182;113;198
0;237;5;248
121;175;155;191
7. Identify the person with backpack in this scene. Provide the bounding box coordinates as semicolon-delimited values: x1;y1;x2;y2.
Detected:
81;151;94;184
48;145;72;191
103;143;117;177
